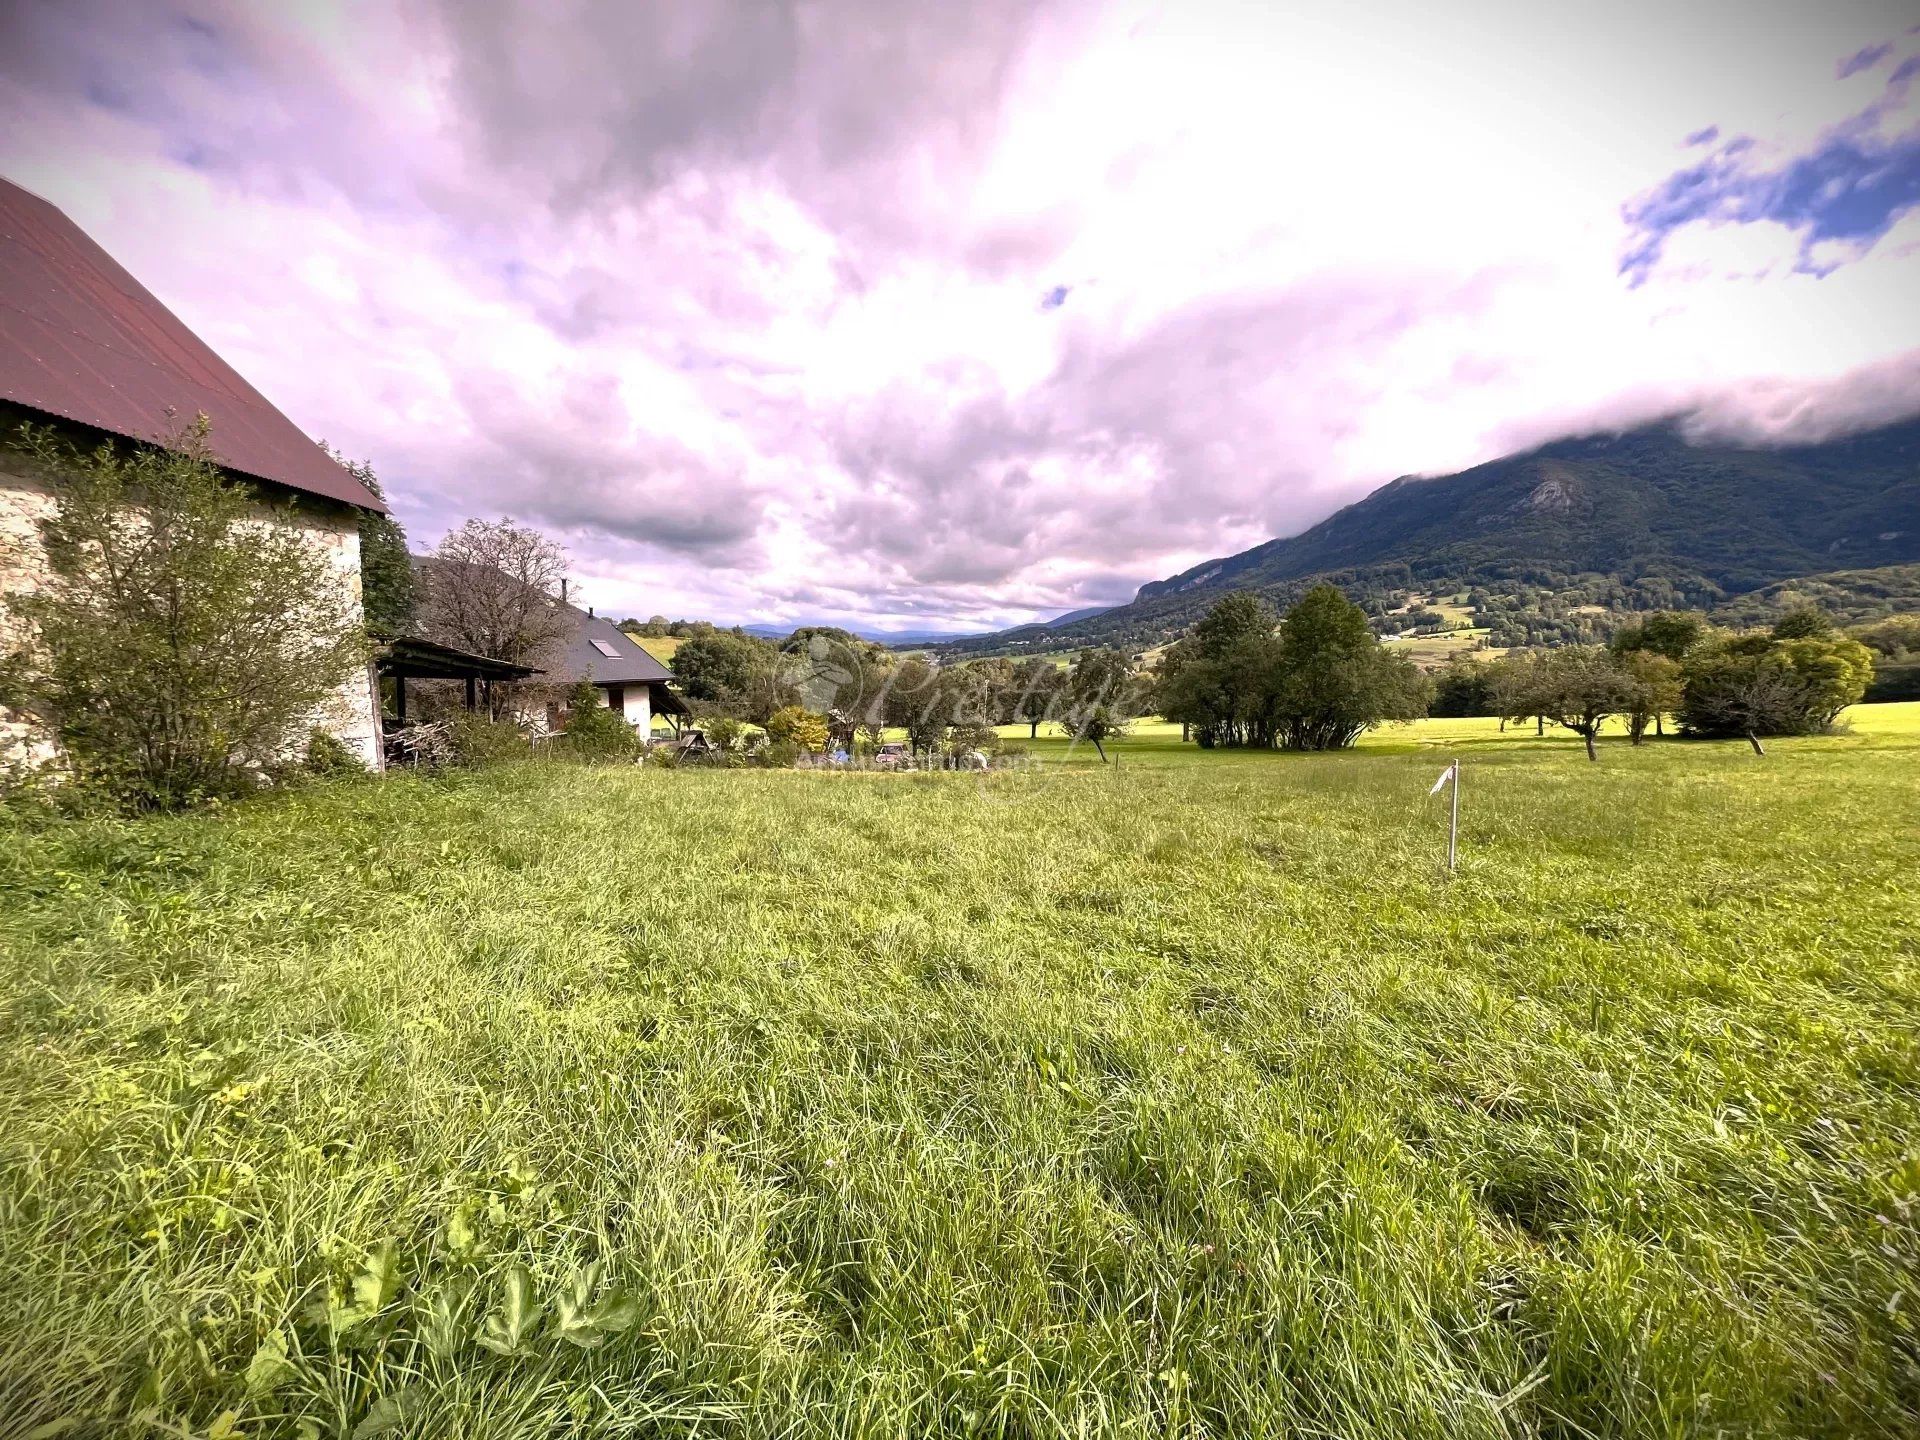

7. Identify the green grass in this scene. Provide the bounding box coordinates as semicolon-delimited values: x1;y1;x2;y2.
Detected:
4;707;1919;1437
629;634;682;662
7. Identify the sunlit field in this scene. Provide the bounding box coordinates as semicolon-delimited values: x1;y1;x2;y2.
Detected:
3;706;1917;1437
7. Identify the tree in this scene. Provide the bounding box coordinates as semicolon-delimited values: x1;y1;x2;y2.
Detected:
1531;646;1639;761
323;445;414;635
940;659;1009;730
1011;658;1067;739
1770;606;1835;640
1;419;365;809
672;630;791;721
421;518;570;670
1610;610;1705;662
1611;611;1708;735
1619;650;1683;745
884;656;953;754
945;721;1002;759
1430;655;1497;717
1678;631;1873;749
1056;647;1137;761
826;649;895;748
764;705;829;752
1269;585;1427;750
1155;593;1284;747
1058;703;1128;761
1486;651;1547;734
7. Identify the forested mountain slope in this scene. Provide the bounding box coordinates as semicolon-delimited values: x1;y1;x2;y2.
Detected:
940;416;1920;656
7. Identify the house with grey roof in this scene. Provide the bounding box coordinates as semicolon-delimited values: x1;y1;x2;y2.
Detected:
540;600;688;735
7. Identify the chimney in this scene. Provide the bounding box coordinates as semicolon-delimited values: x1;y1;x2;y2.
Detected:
588;605;595;618
560;579;569;605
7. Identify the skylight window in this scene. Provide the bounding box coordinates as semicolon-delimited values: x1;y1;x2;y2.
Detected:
589;639;621;658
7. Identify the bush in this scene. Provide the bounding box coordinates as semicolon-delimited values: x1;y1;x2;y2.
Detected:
303;729;366;779
446;713;532;768
559;681;643;763
759;738;802;769
1;418;366;811
704;716;747;753
764;706;829;752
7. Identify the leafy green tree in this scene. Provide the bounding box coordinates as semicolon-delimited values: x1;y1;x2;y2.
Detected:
1770;606;1836;640
1430;655;1497;717
1610;610;1706;662
1530;646;1639;761
825;650;894;747
1;419;365;809
1012;657;1066;738
1270;585;1427;750
1053;647;1137;761
1679;631;1873;749
323;445;414;635
1619;650;1683;745
945;721;1002;759
673;630;790;720
1486;651;1549;735
884;656;953;754
1058;702;1128;761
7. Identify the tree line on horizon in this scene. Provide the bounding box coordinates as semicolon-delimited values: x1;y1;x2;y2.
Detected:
1150;587;1879;759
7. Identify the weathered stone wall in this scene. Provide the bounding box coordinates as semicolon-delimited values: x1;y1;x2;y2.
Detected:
0;446;383;772
0;453;59;768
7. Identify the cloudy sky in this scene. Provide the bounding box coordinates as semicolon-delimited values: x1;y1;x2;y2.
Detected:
4;1;1918;632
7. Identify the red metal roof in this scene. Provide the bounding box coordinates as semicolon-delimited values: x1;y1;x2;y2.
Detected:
0;176;382;512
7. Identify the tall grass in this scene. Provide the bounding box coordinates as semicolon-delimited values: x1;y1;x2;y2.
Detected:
3;709;1918;1437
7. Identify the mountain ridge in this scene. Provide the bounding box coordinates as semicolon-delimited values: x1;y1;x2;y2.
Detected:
937;414;1920;656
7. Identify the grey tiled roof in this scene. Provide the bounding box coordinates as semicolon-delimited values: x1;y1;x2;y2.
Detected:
549;604;678;687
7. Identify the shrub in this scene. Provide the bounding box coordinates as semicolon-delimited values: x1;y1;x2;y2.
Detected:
446;712;532;768
303;729;366;779
704;716;746;753
759;738;802;769
765;705;830;752
1;418;366;811
559;681;643;763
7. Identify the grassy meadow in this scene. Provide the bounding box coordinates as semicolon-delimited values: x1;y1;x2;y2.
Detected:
3;707;1919;1437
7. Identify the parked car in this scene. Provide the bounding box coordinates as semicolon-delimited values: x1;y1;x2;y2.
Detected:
873;742;911;769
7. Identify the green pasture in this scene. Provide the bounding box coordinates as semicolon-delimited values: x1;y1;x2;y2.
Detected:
3;706;1917;1436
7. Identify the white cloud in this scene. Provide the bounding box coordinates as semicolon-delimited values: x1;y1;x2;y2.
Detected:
2;0;1917;631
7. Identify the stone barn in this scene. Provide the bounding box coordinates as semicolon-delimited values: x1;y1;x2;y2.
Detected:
0;176;385;769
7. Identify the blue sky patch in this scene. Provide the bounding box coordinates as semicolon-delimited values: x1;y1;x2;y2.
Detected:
1622;55;1920;283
